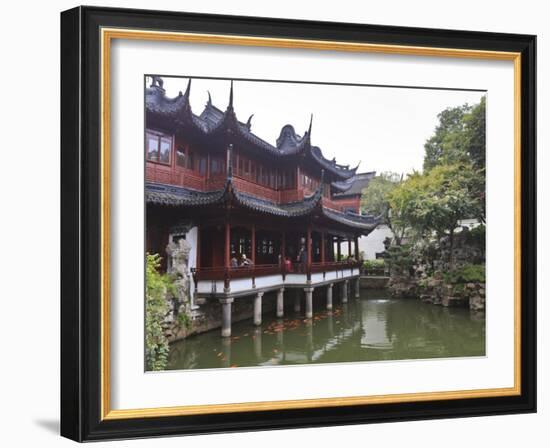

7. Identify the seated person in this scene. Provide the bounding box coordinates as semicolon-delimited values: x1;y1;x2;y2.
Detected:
240;253;253;266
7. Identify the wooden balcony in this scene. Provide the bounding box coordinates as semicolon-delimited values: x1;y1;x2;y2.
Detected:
193;260;361;282
192;260;362;299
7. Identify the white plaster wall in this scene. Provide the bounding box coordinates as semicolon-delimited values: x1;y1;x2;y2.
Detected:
360;224;394;260
285;274;308;284
311;273;324;283
197;280;225;294
254;274;284;289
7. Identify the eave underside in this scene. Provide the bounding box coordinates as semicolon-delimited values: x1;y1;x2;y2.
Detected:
146;182;380;235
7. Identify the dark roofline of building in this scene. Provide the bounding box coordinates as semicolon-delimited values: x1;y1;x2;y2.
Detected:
332;171;376;197
145;181;380;233
145;77;360;180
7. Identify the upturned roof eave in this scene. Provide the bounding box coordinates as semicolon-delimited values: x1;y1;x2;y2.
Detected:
146;181;380;233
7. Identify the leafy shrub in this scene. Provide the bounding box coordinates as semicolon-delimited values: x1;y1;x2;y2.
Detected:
145;253;175;371
177;311;191;329
385;243;414;276
468;224;486;254
362;259;386;275
445;263;485;284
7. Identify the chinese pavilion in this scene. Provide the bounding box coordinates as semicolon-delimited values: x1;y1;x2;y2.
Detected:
145;77;380;337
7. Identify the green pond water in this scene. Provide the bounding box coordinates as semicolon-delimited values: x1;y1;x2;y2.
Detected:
167;289;485;370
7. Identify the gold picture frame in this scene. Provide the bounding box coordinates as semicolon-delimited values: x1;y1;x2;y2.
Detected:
61;6;536;441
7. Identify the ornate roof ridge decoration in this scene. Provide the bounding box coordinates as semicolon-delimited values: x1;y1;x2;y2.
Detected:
275;124;309;155
145;77;360;180
332;171;376;195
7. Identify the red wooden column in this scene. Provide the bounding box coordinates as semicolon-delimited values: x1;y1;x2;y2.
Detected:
281;231;286;276
224;220;231;268
224;219;231;290
306;224;312;279
251;224;256;264
348;239;352;258
321;231;326;264
354;236;360;260
337;237;342;261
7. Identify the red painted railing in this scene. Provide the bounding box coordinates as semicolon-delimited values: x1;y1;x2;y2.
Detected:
311;261;359;273
192;261;361;284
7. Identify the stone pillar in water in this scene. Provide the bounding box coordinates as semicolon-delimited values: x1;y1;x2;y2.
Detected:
304;287;314;319
294;289;301;313
219;297;234;338
221;336;231;368
326;283;333;310
253;326;262;359
305;320;314;361
254;292;264;326
342;280;349;303
327;312;334;336
276;287;285;318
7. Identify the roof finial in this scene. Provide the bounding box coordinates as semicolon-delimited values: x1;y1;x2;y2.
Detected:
228;80;234;110
184;78;192;97
150;75;164;90
246;114;254;130
308;113;313;135
207;90;212;105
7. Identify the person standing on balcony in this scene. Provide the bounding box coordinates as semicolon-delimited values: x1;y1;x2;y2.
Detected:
284;256;292;273
230;252;239;268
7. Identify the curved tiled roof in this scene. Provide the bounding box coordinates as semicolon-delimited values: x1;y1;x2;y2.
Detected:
145;77;359;180
145;182;229;206
233;188;322;218
145;180;380;233
332;171;376;196
322;208;381;231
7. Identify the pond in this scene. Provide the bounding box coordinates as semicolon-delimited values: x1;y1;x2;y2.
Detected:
167;289;485;370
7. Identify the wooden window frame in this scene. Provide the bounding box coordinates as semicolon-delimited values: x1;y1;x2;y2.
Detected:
145;129;173;165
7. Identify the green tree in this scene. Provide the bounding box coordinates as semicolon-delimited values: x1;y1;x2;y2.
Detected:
461;96;486;170
423;104;470;171
422;97;486;222
145;253;175;371
461;97;486;221
389;164;481;268
360;172;405;243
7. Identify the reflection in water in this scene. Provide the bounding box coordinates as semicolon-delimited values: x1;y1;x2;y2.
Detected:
167;289;485;370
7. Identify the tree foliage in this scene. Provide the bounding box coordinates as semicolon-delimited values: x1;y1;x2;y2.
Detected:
145;253;175;371
423;97;486;172
388;164;482;242
361;172;405;242
462;97;486;171
361;171;401;216
362;96;486;271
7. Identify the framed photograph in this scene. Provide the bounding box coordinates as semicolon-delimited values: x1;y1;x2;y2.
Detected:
61;6;536;441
